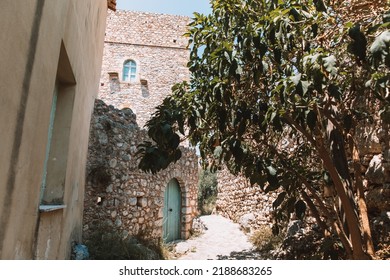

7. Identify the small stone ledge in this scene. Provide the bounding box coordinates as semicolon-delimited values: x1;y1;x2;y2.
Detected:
39;205;66;213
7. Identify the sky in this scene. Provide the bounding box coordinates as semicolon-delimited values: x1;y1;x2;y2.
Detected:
116;0;212;17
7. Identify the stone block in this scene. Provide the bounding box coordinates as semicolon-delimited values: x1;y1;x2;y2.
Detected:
141;179;147;187
366;154;386;184
109;158;117;168
106;184;113;193
366;187;390;213
115;217;122;227
158;208;163;218
128;197;137;206
138;197;148;208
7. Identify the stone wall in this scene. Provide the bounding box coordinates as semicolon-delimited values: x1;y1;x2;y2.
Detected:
104;10;189;48
362;124;390;218
83;100;199;243
215;169;277;233
99;10;190;127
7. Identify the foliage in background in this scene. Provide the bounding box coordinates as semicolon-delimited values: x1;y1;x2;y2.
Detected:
198;169;218;214
137;0;390;259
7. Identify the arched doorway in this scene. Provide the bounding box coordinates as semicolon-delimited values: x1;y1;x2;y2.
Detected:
163;179;181;242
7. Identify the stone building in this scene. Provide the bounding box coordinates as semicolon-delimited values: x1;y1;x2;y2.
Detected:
84;100;198;243
98;9;190;127
83;10;199;245
0;0;114;259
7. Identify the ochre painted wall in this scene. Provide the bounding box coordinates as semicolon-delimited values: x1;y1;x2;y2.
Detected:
0;0;108;259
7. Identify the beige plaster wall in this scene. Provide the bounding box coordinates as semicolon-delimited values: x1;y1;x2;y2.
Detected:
0;0;108;259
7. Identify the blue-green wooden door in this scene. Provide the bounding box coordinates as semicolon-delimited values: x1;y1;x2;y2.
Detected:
163;179;181;242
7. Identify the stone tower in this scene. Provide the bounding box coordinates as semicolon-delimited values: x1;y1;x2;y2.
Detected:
99;10;191;128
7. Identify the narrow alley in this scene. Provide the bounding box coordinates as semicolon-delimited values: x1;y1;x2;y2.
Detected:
172;215;263;260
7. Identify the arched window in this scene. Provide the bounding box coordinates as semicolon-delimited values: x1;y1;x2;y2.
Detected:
122;60;137;82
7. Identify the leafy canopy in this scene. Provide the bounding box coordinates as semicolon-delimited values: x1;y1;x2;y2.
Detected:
137;0;390;259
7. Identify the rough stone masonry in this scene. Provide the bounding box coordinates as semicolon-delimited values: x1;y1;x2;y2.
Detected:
83;10;199;244
98;9;190;128
83;100;199;242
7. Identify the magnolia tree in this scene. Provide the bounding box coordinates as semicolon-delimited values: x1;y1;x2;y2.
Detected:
137;0;390;259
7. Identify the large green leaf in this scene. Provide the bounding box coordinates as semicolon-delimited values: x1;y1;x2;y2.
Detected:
343;114;353;131
295;200;307;219
323;55;337;75
267;165;277;176
273;191;287;209
306;110;317;131
290;74;301;86
328;84;342;100
238;120;247;136
347;24;367;63
370;30;390;67
296;80;309;96
266;176;279;191
287;197;297;214
314;0;327;12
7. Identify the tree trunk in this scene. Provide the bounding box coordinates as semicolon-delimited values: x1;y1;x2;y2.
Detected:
285;113;371;258
321;125;370;259
348;135;375;257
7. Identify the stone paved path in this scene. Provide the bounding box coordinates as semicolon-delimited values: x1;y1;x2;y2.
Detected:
172;215;257;260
